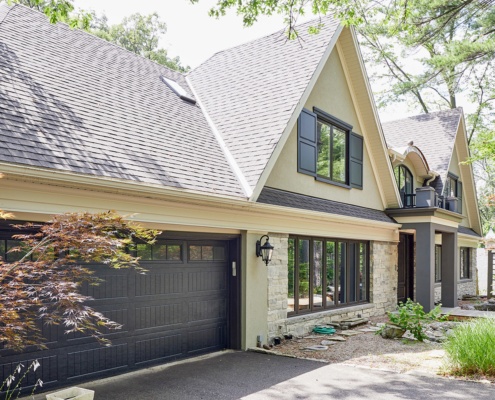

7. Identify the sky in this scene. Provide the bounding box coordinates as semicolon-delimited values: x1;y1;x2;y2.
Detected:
74;0;300;69
72;0;459;122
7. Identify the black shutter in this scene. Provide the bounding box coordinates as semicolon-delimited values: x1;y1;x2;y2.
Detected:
349;132;363;189
457;180;463;214
297;108;317;176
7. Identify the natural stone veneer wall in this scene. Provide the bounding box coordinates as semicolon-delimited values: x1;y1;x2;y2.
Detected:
433;249;478;302
266;238;398;339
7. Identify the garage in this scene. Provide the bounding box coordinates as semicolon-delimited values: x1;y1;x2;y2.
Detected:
0;232;240;393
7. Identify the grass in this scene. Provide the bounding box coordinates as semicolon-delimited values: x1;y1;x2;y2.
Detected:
443;318;495;376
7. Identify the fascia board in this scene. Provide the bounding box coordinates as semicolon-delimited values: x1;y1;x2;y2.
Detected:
1;165;399;232
248;25;344;202
456;113;482;235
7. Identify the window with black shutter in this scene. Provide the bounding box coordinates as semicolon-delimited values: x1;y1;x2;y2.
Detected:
297;108;363;189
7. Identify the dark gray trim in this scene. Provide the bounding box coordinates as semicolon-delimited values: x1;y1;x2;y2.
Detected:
297;108;318;176
313;107;353;131
386;207;464;223
258;187;395;223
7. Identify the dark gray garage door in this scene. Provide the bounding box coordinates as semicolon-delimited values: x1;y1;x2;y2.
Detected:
0;237;236;394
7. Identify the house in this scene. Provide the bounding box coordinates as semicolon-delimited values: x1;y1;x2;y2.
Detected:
0;3;481;393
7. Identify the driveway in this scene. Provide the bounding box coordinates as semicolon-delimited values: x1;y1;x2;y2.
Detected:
31;351;495;400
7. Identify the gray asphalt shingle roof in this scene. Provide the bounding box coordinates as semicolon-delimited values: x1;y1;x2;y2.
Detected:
188;17;340;189
0;4;245;198
258;187;395;223
382;108;462;193
458;226;481;238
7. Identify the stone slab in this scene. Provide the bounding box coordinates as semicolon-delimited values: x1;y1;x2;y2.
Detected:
323;336;346;342
339;331;364;337
321;340;337;346
303;345;328;351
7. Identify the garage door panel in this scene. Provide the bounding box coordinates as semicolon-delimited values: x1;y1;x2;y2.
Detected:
135;270;184;297
187;324;227;355
188;297;227;323
0;353;59;391
66;341;128;380
134;302;183;331
188;269;227;293
80;269;129;300
134;333;182;365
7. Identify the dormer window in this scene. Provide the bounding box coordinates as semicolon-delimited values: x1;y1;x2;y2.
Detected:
394;165;414;207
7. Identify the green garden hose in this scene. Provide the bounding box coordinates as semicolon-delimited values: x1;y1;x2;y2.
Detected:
312;326;336;335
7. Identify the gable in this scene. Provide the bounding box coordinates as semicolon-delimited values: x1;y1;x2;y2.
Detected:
265;45;384;211
188;16;342;197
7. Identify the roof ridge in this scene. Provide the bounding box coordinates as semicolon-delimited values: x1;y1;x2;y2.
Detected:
8;3;188;79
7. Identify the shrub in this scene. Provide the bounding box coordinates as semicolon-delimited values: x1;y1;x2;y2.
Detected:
444;317;495;376
385;299;446;341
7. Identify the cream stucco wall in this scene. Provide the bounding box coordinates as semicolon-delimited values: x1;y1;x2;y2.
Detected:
448;141;470;226
265;46;384;211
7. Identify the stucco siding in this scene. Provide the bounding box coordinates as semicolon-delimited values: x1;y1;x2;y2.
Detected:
265;45;384;211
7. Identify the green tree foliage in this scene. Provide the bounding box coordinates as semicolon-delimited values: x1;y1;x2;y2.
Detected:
91;12;190;73
3;0;91;28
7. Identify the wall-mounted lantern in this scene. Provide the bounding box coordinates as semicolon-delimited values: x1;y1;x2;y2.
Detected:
256;235;274;266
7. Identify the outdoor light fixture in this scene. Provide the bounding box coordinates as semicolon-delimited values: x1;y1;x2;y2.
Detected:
256;235;274;266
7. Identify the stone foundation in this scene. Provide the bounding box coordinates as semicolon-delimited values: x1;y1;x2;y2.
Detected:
267;240;398;339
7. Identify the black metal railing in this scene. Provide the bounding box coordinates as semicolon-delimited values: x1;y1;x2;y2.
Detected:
403;193;416;208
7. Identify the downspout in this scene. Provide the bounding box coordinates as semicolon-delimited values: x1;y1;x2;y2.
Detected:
425;171;439;186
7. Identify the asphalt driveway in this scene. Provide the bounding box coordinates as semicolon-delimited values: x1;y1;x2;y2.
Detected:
31;351;495;400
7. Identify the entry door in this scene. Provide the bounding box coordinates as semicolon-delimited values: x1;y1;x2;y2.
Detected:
397;233;414;303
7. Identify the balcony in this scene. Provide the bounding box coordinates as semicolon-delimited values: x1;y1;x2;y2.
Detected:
401;187;460;213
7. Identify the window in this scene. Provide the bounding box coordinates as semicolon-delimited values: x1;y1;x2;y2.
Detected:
435;245;442;282
317;120;347;184
444;173;463;213
288;236;369;315
0;239;30;262
460;247;471;279
394;165;414;207
136;240;182;261
297;108;364;189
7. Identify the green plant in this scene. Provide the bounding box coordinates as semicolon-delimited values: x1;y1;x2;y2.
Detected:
386;299;447;341
444;318;495;376
0;360;42;399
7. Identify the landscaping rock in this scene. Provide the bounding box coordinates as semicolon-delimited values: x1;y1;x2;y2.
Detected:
380;324;406;339
304;345;328;351
324;336;347;342
340;330;364;337
321;340;337;346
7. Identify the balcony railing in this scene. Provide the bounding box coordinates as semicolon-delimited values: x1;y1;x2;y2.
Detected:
401;188;460;213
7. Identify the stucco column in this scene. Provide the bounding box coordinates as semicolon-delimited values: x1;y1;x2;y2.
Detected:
441;231;458;307
415;223;436;312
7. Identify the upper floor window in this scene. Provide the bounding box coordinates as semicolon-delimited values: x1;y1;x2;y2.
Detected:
444;173;463;213
317;119;347;184
297;108;363;189
394;165;414;207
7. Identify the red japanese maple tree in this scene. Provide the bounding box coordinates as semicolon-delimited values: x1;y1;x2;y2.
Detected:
0;207;158;351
